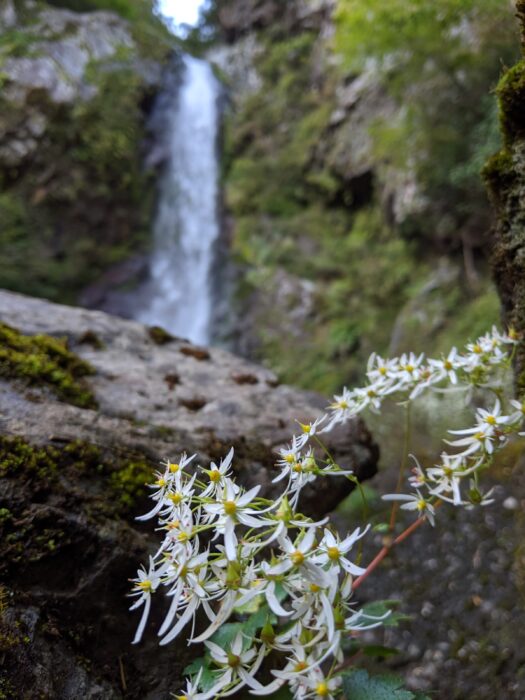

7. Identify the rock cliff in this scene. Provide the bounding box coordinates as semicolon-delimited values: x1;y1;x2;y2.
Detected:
0;289;378;699
0;0;173;306
484;0;525;393
209;0;516;392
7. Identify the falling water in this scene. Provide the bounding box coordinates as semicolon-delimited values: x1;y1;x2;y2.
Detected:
137;55;221;345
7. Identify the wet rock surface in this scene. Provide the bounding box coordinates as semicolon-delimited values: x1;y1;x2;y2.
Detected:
0;289;378;699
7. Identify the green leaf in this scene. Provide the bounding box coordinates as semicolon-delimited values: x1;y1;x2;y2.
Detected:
244;604;276;635
361;644;400;658
209;622;244;649
183;657;217;692
359;599;412;627
342;669;416;700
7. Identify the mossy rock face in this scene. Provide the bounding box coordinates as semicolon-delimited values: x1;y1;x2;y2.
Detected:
0;322;97;408
0;434;193;699
485;4;525;393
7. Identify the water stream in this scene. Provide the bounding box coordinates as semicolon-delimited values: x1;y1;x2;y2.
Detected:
137;55;221;345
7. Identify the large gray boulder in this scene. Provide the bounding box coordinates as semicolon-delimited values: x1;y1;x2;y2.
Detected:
0;289;378;699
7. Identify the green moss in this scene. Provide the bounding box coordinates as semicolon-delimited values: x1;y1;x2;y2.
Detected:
482;148;514;194
0;322;96;408
0;435;154;518
0;436;60;480
497;60;525;144
107;459;154;510
148;325;174;345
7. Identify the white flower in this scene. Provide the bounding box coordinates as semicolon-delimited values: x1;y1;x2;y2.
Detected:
129;556;161;644
324;387;357;429
267;530;329;588
295;415;327;448
204;479;267;560
428;347;460;385
200;447;236;498
382;490;436;525
313;527;368;576
446;428;494;456
205;632;266;694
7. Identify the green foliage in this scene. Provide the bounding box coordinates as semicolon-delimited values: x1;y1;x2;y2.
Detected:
0;60;155;302
335;0;519;247
342;669;430;700
0;322;96;408
223;9;513;393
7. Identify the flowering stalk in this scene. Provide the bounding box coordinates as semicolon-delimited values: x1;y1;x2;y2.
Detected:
129;327;522;700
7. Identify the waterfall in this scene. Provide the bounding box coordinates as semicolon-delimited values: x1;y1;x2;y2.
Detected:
137;55;221;346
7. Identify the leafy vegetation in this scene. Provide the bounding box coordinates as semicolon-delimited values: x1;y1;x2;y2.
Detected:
0;0;172;303
220;1;518;392
335;0;519;250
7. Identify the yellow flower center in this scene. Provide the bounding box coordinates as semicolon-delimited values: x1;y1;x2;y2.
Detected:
406;364;414;373
292;462;303;473
294;661;308;672
169;492;183;504
169;463;179;473
167;520;180;530
417;499;427;512
227;653;241;668
444;360;453;370
327;546;340;562
137;579;152;593
177;532;189;542
379;366;387;375
485;415;496;426
473;344;482;354
285;454;295;464
209;470;221;483
310;583;321;593
224;500;237;516
336;400;349;410
291;550;305;566
156;477;166;487
316;682;329;697
474;431;485;441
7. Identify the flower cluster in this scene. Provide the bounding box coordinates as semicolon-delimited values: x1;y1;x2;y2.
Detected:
130;327;522;699
130;445;382;699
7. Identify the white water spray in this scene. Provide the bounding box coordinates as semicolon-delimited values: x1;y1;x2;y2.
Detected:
138;55;221;345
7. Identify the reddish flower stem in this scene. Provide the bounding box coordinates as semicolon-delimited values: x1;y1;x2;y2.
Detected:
353;515;427;591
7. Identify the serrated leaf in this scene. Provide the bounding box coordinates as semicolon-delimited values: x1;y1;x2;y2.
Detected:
342;669;415;700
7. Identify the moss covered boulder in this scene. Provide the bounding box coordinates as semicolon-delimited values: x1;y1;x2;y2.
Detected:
0;288;378;698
